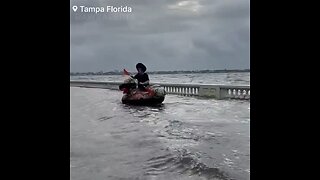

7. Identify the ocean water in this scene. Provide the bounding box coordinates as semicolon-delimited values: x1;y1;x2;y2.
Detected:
70;72;250;85
70;73;250;180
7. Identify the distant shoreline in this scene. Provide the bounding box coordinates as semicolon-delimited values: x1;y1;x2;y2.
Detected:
70;69;250;76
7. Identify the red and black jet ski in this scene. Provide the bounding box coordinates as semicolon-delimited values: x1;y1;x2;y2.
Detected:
119;69;166;105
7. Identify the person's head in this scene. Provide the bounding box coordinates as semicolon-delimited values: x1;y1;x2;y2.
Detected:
136;63;147;74
137;68;143;74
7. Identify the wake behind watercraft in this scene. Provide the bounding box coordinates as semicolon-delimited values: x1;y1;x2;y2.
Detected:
119;69;166;105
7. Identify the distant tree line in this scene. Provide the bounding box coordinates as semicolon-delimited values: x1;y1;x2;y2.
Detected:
70;69;250;76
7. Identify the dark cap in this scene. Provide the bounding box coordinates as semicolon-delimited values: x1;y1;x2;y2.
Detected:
136;63;147;72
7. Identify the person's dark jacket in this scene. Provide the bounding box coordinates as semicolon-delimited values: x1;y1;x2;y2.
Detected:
132;73;149;90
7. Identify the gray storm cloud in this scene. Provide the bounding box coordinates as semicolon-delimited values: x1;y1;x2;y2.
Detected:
71;0;250;72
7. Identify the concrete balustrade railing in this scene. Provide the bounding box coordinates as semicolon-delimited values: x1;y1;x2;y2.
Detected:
158;83;200;96
70;81;120;90
219;85;250;100
70;81;250;100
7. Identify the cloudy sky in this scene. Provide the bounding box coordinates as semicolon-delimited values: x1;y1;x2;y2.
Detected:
70;0;249;72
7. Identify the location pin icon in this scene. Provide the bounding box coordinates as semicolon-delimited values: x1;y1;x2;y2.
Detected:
72;6;78;12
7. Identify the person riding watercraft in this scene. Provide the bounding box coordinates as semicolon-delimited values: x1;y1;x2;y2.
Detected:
131;63;149;91
118;63;166;105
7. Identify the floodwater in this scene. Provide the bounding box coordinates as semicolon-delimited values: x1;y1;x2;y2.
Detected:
71;73;250;180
